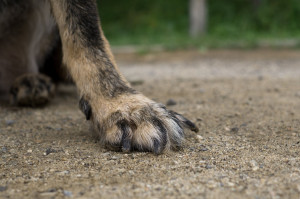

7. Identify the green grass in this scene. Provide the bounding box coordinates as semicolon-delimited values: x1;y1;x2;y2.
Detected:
98;0;300;50
103;30;300;51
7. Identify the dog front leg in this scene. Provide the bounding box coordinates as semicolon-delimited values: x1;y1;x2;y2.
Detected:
49;0;198;154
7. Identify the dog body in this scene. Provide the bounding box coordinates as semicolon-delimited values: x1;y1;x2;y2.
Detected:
0;0;198;154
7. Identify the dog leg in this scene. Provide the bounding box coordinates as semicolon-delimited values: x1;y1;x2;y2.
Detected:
0;0;57;105
49;0;198;154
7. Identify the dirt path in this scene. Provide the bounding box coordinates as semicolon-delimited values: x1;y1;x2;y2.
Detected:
1;50;300;199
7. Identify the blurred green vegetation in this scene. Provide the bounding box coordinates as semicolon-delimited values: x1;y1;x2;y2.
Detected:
98;0;300;49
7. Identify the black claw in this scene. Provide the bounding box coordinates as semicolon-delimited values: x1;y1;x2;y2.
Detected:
152;117;168;154
153;138;161;155
79;97;92;120
183;120;199;132
117;120;132;153
21;77;32;87
169;110;199;133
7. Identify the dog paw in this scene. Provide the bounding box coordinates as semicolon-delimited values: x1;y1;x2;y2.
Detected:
80;94;198;154
10;74;55;106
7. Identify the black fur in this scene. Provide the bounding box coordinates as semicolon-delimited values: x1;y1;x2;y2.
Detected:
153;138;161;155
117;120;132;152
97;59;136;97
65;0;103;50
152;117;168;154
79;97;92;120
169;110;199;133
0;0;23;12
40;38;65;83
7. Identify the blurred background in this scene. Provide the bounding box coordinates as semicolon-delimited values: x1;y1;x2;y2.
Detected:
97;0;300;50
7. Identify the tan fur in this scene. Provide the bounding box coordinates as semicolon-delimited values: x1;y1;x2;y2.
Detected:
99;29;129;85
49;1;129;99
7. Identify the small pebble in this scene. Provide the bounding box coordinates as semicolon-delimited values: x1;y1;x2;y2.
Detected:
47;188;57;192
1;147;8;153
57;170;70;175
130;80;144;86
166;99;177;106
79;191;85;196
110;156;118;160
63;190;72;197
205;165;214;169
227;182;235;187
189;147;196;152
250;160;259;171
40;192;56;197
206;181;218;189
199;145;209;152
231;127;239;133
128;170;135;175
224;127;230;131
196;135;204;142
234;112;241;116
45;126;53;130
27;149;33;153
45;148;57;155
199;88;206;93
102;152;111;156
258;76;264;81
0;186;7;192
5;120;15;126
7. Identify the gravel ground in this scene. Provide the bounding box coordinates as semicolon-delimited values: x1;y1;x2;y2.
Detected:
0;49;300;199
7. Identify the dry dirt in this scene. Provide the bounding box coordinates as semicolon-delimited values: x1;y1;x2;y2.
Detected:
0;49;300;199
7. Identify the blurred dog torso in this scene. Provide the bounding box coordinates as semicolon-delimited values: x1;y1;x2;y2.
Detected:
0;0;58;97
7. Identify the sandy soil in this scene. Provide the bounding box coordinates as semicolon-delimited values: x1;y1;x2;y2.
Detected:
0;49;300;199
